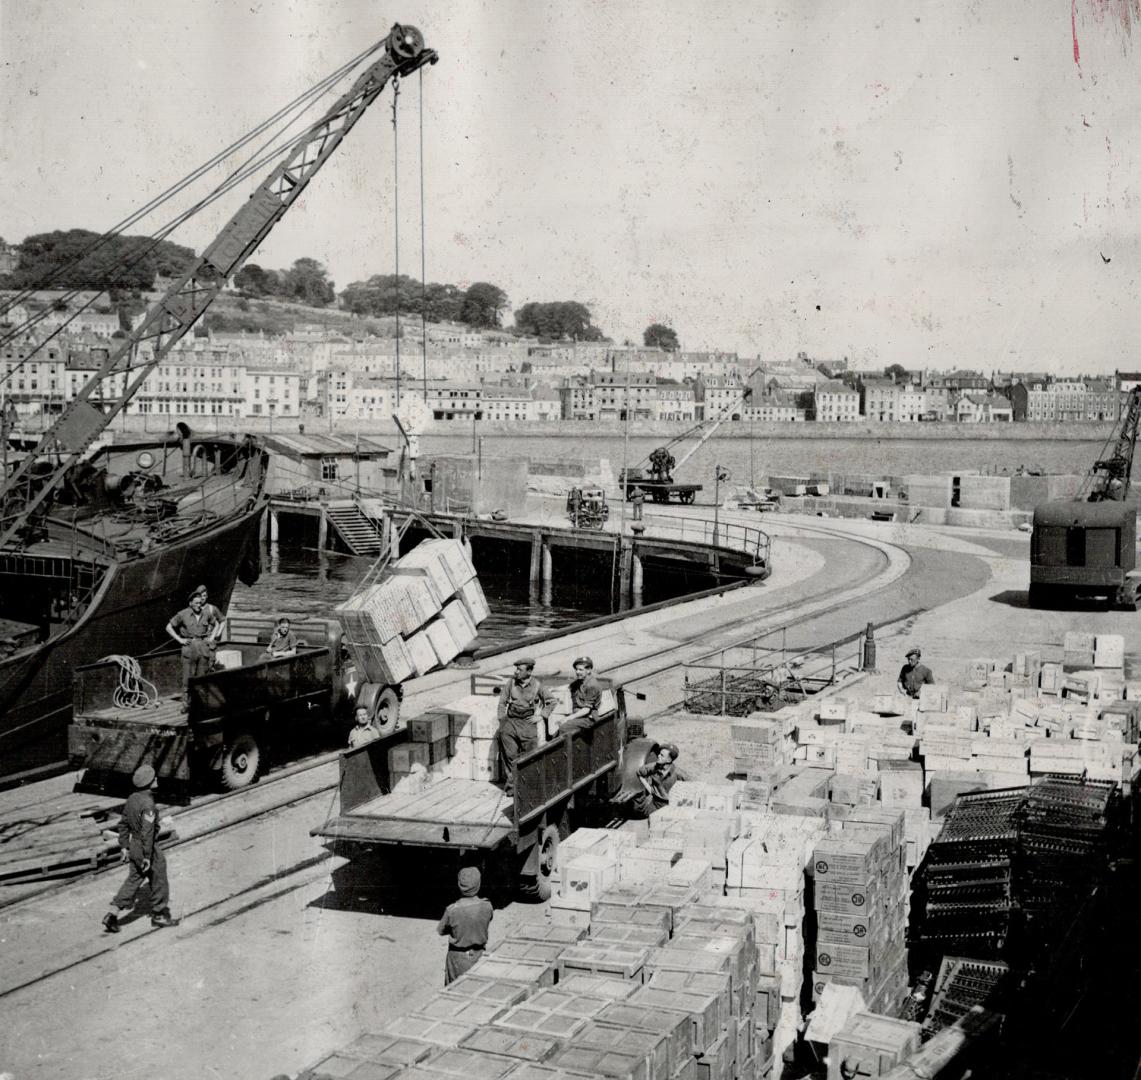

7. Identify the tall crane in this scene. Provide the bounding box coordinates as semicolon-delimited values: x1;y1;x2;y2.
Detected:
1085;384;1141;501
0;23;436;550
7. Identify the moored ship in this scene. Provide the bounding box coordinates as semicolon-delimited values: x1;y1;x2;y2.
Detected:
0;429;266;784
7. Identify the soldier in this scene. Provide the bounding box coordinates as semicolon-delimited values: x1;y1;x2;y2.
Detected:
103;765;176;932
556;656;603;738
165;588;223;698
631;485;646;521
437;866;493;984
262;616;299;659
347;704;381;749
632;743;686;818
496;657;555;795
897;647;935;699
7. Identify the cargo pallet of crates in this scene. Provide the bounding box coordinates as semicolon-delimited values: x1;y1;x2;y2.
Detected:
335;536;492;687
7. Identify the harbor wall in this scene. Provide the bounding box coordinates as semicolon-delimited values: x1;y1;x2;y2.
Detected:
110;418;1119;441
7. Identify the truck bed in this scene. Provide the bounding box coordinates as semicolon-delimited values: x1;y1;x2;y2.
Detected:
316;777;513;849
80;696;188;729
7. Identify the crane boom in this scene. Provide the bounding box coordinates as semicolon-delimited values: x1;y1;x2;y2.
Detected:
1087;384;1141;501
0;23;436;550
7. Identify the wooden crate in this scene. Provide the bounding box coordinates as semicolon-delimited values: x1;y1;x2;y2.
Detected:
597;1002;693;1073
558;942;651;982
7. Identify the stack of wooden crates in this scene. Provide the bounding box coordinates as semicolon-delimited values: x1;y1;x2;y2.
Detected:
335;538;491;685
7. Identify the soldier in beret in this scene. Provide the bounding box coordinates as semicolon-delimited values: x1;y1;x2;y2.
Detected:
496;657;555;795
103;765;176;933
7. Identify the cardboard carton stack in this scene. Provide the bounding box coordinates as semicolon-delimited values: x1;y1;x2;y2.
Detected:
335;538;489;683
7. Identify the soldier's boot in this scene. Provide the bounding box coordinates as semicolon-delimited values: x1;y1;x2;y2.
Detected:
102;912;121;934
150;911;179;928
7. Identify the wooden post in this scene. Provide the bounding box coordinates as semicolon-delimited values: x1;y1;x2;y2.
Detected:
541;538;553;584
260;505;270;548
269;509;279;543
317;506;329;552
619;536;633;601
530;530;542;584
631;552;644;595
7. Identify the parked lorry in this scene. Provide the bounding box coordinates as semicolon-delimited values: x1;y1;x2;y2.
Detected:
311;673;654;899
67;615;385;797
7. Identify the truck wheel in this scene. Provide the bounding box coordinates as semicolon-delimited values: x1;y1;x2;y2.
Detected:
519;824;560;902
373;688;401;736
219;732;261;790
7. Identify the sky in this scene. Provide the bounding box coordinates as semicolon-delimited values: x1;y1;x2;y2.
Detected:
2;0;1141;374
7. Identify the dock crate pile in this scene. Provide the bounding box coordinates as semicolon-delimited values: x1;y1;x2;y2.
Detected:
335;538;490;684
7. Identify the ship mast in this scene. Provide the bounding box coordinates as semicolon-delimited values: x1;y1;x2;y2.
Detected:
0;23;436;550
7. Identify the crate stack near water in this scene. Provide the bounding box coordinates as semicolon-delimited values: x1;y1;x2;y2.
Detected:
335;538;490;684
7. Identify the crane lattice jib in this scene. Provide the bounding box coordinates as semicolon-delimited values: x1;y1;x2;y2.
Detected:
1088;385;1141;501
0;24;436;550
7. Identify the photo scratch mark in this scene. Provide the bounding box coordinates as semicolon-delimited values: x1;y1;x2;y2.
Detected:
1007;154;1023;213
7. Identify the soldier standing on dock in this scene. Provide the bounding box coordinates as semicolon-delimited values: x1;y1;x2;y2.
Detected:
496;658;555;795
897;647;935;699
102;765;176;933
437;866;493;984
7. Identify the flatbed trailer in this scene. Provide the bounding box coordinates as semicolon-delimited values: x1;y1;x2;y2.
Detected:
623;479;702;505
312;675;652;898
68;616;368;797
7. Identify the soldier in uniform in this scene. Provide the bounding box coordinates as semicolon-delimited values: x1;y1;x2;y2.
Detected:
496;657;555;794
437;866;494;984
897;647;935;699
165;588;223;697
103;765;176;932
262;616;299;659
556;656;603;738
632;743;686;818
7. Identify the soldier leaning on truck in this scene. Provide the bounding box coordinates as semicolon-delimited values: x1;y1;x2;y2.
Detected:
103;765;177;933
496;657;556;794
165;587;223;699
437;866;493;984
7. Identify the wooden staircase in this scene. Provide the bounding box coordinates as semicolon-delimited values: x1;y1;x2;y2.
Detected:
325;503;384;555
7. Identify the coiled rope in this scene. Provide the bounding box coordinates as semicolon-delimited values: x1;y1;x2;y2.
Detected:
100;655;160;709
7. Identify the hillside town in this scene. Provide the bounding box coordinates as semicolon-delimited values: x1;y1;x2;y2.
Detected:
0;298;1133;427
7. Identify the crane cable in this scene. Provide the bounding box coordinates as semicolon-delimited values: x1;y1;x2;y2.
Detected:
0;40;383;328
100;654;161;710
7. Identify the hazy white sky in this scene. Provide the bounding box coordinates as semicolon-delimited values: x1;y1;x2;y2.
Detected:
2;1;1140;373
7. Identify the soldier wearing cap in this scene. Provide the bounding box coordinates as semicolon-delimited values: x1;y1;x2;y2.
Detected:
898;647;934;699
103;765;176;933
437;866;494;984
165;587;223;697
496;657;556;794
556;656;603;738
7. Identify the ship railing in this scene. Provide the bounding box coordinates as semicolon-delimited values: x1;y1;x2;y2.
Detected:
641;512;771;566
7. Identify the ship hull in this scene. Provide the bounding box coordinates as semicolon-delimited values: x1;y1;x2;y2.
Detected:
0;505;265;786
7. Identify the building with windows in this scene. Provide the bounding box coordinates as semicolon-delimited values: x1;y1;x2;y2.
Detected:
261;433;395;498
559;378;596;420
862;377;898;422
591;370;657;421
956;393;1013;422
741;395;806;422
814;380;860;421
653;381;697;422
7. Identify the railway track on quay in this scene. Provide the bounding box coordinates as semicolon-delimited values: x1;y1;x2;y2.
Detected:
0;517;960;1002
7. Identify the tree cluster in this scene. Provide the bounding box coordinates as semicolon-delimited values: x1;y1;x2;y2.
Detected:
643;323;679;351
233;258;336;307
339;275;508;329
514;301;605;341
7;229;196;290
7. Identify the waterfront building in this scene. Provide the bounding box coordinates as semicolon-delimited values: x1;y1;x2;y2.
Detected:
1083;378;1119;422
742;395;806;422
425;381;484;421
591;369;656;421
956;392;1013;422
653;381;697;422
261;432;395;497
693;370;746;420
862;376;899;422
814;379;860;421
559;378;596;420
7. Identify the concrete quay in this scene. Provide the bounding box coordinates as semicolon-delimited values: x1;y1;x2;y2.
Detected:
0;505;1117;1080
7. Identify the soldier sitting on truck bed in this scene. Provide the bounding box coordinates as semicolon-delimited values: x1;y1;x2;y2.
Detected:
262;616;299;659
496;658;556;795
554;656;603;738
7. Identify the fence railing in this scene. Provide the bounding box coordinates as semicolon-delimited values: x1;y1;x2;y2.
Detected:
642;512;771;567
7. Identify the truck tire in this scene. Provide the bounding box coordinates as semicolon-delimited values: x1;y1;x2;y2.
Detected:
373;687;401;736
519;824;560;902
219;732;261;790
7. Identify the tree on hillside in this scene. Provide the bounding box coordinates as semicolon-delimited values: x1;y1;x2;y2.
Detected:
643;323;679;351
285;257;335;307
884;363;909;383
339;274;472;323
515;300;604;341
233;263;284;298
460;282;508;328
13;229;195;290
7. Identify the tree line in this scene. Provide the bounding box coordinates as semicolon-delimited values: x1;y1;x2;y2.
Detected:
2;231;688;346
